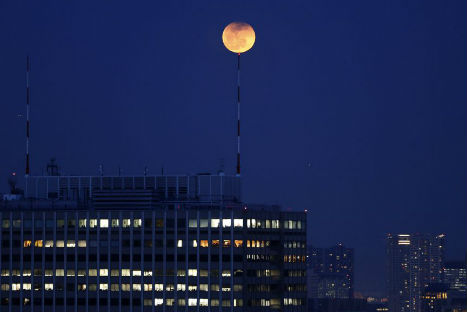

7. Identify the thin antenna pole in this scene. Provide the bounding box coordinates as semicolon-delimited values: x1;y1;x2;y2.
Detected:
26;56;31;176
236;53;241;176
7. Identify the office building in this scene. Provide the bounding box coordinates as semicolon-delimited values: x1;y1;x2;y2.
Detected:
386;233;445;312
0;174;307;311
308;244;353;299
443;261;467;293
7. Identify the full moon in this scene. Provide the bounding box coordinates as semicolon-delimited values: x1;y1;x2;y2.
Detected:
222;22;255;54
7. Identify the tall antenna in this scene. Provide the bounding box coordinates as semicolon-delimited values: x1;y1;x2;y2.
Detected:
236;53;241;176
26;56;31;176
222;21;255;176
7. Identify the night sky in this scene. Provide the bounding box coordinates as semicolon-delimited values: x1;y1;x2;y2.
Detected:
1;1;466;296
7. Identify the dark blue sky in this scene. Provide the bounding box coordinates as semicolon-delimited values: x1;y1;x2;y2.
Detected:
1;1;466;295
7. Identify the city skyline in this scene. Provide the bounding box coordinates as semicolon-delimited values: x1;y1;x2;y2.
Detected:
0;1;466;297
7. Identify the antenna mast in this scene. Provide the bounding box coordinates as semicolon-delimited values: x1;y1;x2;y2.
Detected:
236;53;241;176
26;56;31;176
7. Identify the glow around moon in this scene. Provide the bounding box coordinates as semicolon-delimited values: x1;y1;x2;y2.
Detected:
222;22;255;54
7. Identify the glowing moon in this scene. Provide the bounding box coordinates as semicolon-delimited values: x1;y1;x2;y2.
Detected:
222;22;255;54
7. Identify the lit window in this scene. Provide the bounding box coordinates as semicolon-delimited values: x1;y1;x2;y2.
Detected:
177;284;186;291
78;240;86;248
133;270;141;276
111;219;119;227
155;299;164;306
144;270;152;277
67;269;75;276
234;240;243;248
78;219;86;228
57;219;65;228
222;270;231;277
100;219;108;228
45;270;53;276
121;269;130;276
178;299;186;306
211;284;220;291
200;219;208;228
144;284;152;291
188;285;197;291
78;270;86;276
23;240;31;248
67;240;75;247
234;284;242;291
122;219;130;228
133;219;142;228
100;269;108;276
192;240;197;247
34;240;43;247
222;219;231;227
212;240;220;247
1;284;9;291
45;240;54;248
211;299;219;306
234;219;243;227
166;284;174;291
200;270;208;277
133;284;141;291
200;284;208;291
89;269;97;277
100;284;108;291
166;299;174;306
189;299;197;306
12;283;21;291
177;270;186;277
211;219;220;228
200;240;209;247
111;270;119;277
200;298;208;306
155;284;163;291
56;269;64;276
189;219;197;228
88;219;97;228
223;240;231;247
121;284;130;291
2;220;10;228
188;269;197;276
111;284;119;291
23;270;31;276
177;240;183;248
222;287;231;292
22;283;31;290
265;220;271;228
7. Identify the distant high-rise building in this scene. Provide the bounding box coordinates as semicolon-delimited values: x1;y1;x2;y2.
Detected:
308;244;354;299
0;174;307;311
443;261;467;293
386;233;445;312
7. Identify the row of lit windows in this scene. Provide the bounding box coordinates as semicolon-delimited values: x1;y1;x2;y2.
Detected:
283;241;306;249
283;298;305;306
0;297;245;307
1;268;242;277
2;218;302;230
2;283;243;293
284;255;306;263
22;239;249;249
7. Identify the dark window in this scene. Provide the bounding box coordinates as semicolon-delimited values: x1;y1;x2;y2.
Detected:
222;255;230;262
133;240;141;247
67;254;74;262
99;298;107;306
122;254;130;262
211;255;219;262
111;254;119;262
78;298;85;306
189;255;197;262
200;255;208;262
144;240;152;247
89;254;97;262
177;254;185;262
56;254;64;262
133;254;141;262
78;254;86;262
144;254;152;262
100;254;107;262
166;254;173;261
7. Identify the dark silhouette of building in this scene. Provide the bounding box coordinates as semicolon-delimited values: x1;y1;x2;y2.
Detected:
0;174;307;311
308;244;354;299
386;234;445;312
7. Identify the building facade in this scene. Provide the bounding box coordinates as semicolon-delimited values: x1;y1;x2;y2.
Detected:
443;261;467;294
386;233;445;312
308;244;353;299
0;174;307;312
